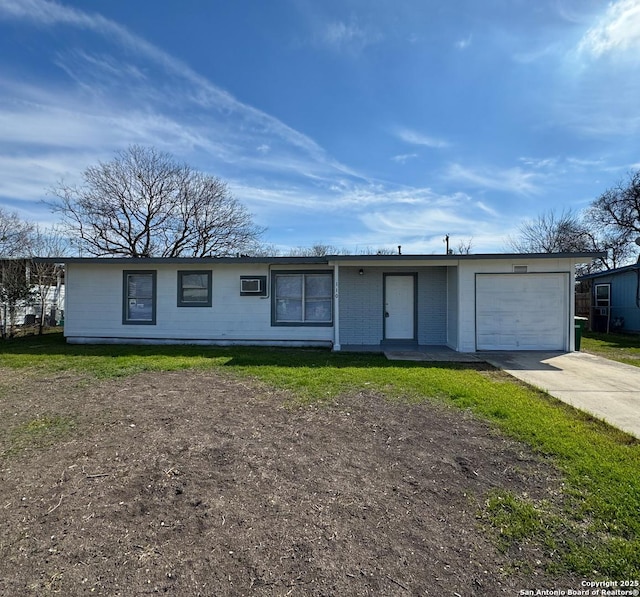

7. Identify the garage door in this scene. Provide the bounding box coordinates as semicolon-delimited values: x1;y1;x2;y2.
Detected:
476;273;569;351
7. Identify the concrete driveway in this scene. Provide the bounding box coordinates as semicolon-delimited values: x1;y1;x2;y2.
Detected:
483;351;640;439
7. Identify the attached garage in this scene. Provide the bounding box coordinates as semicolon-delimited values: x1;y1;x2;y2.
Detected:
475;273;569;351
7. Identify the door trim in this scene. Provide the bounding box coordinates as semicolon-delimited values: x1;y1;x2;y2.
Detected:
383;273;418;342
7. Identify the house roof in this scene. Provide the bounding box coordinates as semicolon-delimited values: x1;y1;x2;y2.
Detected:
578;262;640;281
327;252;604;262
34;251;604;266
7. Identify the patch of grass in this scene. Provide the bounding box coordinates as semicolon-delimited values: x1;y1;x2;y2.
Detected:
563;538;640;578
3;415;76;457
0;332;234;377
581;331;640;367
484;490;548;547
1;332;640;577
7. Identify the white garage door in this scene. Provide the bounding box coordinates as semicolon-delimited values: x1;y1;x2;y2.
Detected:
476;273;569;351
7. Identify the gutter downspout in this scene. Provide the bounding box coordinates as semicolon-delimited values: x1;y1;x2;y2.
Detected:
333;263;340;351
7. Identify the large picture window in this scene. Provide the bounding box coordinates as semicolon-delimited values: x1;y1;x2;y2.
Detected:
178;271;212;307
123;271;156;325
272;271;333;326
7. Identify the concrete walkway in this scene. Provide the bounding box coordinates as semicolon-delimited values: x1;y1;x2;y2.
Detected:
482;351;640;439
384;346;481;362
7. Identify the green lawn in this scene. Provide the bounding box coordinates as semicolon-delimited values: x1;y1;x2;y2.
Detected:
581;331;640;367
2;332;640;578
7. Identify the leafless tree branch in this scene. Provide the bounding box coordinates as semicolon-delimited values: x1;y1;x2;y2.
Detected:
49;145;264;257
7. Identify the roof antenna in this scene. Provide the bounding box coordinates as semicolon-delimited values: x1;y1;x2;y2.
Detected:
397;245;402;255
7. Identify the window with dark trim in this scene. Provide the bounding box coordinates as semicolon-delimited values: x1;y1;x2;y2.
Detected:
177;270;212;307
594;283;611;308
272;271;333;326
123;270;156;325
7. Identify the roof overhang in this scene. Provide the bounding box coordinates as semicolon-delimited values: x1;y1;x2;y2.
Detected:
34;251;605;266
326;252;605;266
578;261;640;281
32;256;328;265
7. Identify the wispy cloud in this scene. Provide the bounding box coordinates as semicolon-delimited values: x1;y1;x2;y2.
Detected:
518;155;606;172
317;18;382;54
553;1;640;139
518;156;560;170
446;163;539;194
0;152;82;200
578;0;640;58
0;0;375;204
358;193;517;253
234;177;516;252
241;180;513;253
0;0;351;170
0;0;585;254
394;127;449;149
2;0;479;249
391;153;418;164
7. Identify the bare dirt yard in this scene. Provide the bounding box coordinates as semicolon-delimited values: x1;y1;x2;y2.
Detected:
0;367;577;596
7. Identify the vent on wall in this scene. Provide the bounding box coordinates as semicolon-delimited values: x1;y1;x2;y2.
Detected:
240;276;267;296
513;265;528;273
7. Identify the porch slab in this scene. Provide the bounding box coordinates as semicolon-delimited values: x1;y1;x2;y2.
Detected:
385;347;481;362
340;344;481;363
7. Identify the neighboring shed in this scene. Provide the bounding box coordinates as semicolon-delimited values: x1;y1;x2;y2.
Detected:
36;252;600;352
578;263;640;333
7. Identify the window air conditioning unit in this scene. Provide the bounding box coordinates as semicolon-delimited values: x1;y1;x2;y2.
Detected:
240;278;263;293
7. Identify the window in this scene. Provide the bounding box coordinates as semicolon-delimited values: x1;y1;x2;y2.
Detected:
178;271;212;307
594;283;611;308
272;271;333;326
123;271;156;324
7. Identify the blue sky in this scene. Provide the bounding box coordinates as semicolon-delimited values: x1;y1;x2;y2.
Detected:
1;0;639;254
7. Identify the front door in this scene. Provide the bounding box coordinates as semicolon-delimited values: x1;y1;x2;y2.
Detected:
384;275;415;340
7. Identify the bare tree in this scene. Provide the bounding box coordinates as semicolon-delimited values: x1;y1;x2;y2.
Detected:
455;238;473;255
0;259;32;338
357;246;398;255
0;208;33;257
509;209;592;254
590;170;640;237
0;210;34;337
287;244;345;257
50;145;264;257
585;169;640;268
286;244;401;256
509;208;635;273
580;226;634;271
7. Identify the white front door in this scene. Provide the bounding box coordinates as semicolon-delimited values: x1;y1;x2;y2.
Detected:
385;275;415;340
